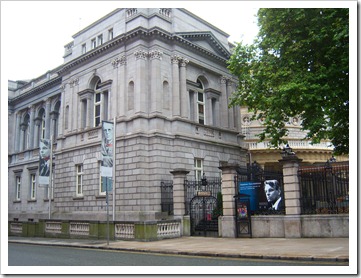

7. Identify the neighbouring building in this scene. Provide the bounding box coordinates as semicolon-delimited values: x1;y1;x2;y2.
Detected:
8;8;248;225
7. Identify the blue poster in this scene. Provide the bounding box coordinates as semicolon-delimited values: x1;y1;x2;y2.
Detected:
239;182;261;211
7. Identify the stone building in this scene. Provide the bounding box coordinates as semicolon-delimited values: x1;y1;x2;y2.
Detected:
8;8;247;223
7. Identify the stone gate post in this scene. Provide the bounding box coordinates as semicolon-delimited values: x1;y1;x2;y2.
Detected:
279;148;303;237
170;169;189;235
219;163;238;237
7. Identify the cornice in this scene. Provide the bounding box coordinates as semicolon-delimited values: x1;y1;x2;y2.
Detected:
8;77;62;106
57;27;229;75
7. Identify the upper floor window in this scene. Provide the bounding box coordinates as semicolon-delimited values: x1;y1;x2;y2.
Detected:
108;28;113;40
94;90;101;127
197;92;205;125
41;112;46;140
97;35;103;46
91;38;96;49
82;43;87;54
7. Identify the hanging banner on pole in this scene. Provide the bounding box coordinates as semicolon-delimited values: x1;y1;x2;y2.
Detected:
101;121;114;181
39;138;51;185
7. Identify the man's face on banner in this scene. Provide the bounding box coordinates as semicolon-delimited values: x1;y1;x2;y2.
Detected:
40;141;50;159
264;181;281;203
103;124;113;142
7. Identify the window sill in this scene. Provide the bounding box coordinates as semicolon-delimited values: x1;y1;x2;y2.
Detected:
27;199;37;203
95;195;106;199
43;199;54;202
73;196;84;200
13;200;21;203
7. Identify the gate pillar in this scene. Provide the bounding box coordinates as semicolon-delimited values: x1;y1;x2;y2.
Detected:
219;163;239;238
279;151;303;237
170;169;189;216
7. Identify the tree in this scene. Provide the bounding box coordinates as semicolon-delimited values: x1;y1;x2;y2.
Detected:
228;8;349;155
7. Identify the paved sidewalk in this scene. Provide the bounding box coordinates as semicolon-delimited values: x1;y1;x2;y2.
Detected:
8;236;349;262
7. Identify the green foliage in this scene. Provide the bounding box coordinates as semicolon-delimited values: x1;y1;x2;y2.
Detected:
228;8;349;155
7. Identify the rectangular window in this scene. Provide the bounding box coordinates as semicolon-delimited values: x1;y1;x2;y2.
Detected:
194;159;203;181
108;28;113;40
97;34;103;46
94;91;101;127
76;164;83;196
16;176;21;201
197;92;205;125
41;115;46;140
82;43;86;54
30;174;36;200
99;164;112;195
91;38;96;49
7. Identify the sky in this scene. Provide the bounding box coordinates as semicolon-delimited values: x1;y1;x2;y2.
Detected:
1;1;261;81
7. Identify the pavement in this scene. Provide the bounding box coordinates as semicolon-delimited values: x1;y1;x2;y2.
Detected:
8;236;349;262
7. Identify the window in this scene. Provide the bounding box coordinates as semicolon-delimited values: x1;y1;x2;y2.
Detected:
97;35;103;46
91;38;96;49
41;112;46;140
94;91;101;127
194;159;203;181
76;164;83;196
82;43;86;54
30;174;36;200
65;105;69;130
16;176;21;201
197;92;205;125
108;28;113;40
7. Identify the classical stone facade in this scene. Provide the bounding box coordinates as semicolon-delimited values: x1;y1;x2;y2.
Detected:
8;8;247;223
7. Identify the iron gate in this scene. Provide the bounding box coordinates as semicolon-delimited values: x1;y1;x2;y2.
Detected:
190;195;218;237
186;177;222;237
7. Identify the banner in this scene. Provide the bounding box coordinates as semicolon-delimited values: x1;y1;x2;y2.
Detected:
101;121;114;180
39;138;51;185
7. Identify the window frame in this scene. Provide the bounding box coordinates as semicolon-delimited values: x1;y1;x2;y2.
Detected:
15;176;21;201
94;90;101;127
91;38;96;49
194;158;204;181
30;173;36;200
76;164;84;196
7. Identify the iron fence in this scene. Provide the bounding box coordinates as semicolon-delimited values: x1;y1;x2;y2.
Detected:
298;161;349;214
160;180;173;215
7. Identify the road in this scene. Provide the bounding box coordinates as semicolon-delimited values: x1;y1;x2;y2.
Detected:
8;243;347;267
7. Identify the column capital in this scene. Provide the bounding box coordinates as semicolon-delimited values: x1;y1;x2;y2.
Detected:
149;49;163;60
134;49;148;60
112;55;127;68
179;58;189;67
220;76;228;84
171;55;180;64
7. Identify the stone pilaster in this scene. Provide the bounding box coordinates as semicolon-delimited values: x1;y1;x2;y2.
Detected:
171;55;180;117
179;58;189;119
219;163;239;237
134;50;148;114
279;154;303;237
226;80;234;129
220;76;229;128
170;169;189;217
149;50;163;114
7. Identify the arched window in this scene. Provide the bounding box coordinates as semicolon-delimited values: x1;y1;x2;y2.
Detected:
52;101;61;139
65;105;69;130
21;114;30;151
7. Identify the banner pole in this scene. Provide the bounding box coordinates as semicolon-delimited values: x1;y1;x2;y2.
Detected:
112;117;116;222
48;136;53;220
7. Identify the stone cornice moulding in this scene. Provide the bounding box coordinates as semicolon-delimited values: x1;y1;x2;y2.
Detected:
57;27;228;75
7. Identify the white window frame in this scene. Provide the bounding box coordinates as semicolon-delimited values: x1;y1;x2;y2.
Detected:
97;34;103;46
30;174;36;200
94;91;101;127
76;164;83;196
82;43;87;54
41;113;46;140
108;28;113;40
91;38;96;49
194;159;204;181
16;176;21;201
197;92;205;125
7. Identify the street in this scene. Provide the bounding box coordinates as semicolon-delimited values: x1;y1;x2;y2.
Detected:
8;243;347;267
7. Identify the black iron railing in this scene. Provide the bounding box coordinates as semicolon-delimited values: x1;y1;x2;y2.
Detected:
160;180;173;215
298;161;349;214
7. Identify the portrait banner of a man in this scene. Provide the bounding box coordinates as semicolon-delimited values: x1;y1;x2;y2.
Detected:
39;138;51;184
101;121;114;178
